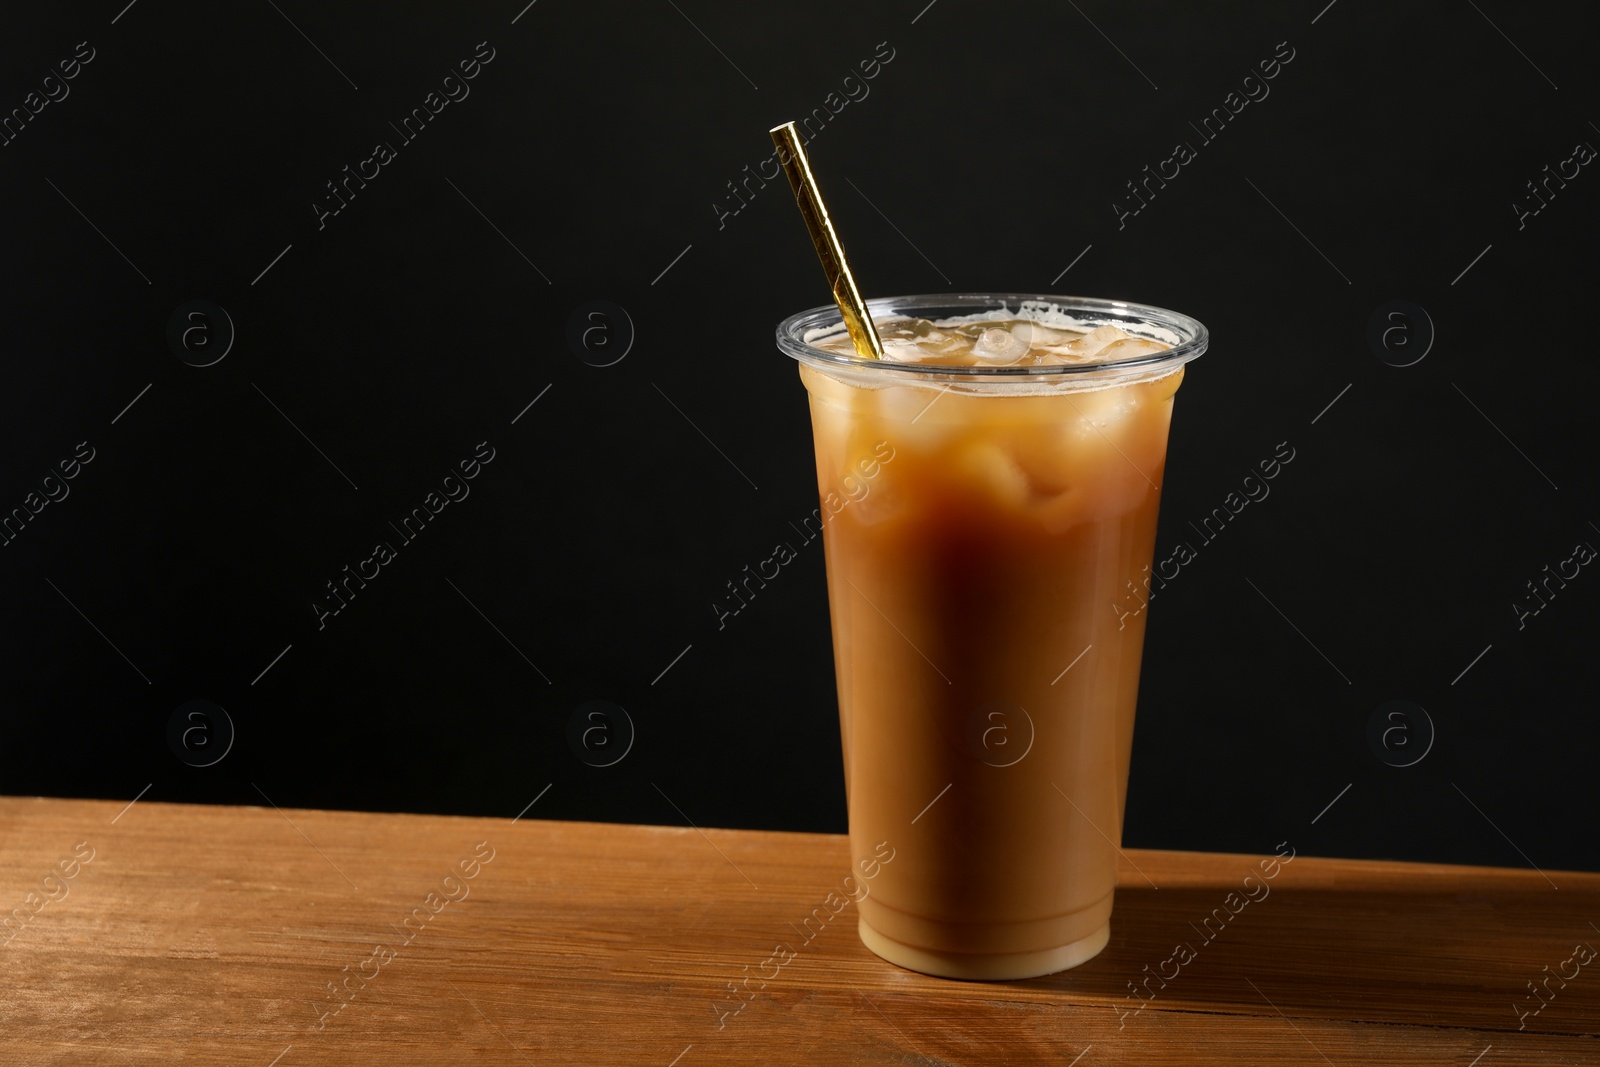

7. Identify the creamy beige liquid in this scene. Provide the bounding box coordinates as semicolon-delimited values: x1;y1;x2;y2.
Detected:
802;316;1180;979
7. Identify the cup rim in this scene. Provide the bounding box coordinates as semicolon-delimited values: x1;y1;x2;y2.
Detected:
775;292;1208;381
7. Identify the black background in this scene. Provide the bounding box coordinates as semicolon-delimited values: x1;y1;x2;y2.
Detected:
2;0;1595;873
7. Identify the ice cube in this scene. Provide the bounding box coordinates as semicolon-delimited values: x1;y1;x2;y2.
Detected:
880;316;974;361
880;339;928;363
1037;487;1083;534
852;475;905;527
877;317;938;343
798;364;860;412
877;384;958;443
1011;432;1075;496
1066;324;1130;359
972;326;1030;364
1012;321;1073;346
914;329;971;360
1029;347;1073;365
1095;337;1170;361
1064;387;1138;441
956;443;1029;509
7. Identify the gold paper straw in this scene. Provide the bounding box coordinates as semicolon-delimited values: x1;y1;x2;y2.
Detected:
770;121;884;360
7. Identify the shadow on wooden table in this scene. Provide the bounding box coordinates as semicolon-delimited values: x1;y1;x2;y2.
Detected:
1014;876;1599;1036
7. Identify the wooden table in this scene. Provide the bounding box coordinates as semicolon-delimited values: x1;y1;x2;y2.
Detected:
2;796;1596;1064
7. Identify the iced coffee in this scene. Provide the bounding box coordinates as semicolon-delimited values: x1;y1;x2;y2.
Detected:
778;294;1206;980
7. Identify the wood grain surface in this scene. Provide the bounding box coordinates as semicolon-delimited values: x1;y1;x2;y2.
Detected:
1;795;1596;1065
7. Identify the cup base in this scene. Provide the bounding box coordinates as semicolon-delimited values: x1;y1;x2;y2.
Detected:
857;916;1111;980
